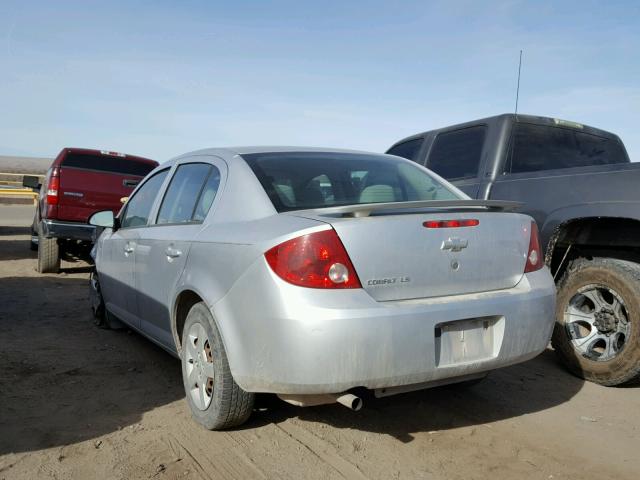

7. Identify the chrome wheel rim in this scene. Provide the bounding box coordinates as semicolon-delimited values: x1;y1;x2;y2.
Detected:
564;284;630;362
184;322;215;410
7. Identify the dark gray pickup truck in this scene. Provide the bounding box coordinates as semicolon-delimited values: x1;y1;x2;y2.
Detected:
388;114;640;386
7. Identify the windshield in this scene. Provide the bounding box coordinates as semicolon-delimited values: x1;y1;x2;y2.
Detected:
242;152;462;212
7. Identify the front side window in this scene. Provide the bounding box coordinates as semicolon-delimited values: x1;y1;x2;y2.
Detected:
386;137;424;162
427;126;487;180
242;152;461;213
120;169;169;229
508;123;629;174
157;163;219;224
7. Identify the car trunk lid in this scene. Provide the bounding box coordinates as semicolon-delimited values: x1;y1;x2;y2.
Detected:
287;204;531;301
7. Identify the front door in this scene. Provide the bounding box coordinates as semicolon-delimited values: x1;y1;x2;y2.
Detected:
100;227;140;327
103;168;170;327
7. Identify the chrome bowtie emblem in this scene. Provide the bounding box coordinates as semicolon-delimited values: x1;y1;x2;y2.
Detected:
441;237;468;252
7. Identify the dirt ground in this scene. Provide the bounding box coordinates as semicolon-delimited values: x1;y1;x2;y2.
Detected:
1;204;639;480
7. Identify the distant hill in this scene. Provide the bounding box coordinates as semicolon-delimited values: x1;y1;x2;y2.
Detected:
0;155;52;174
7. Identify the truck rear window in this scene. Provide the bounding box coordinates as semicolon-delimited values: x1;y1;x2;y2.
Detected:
242;152;461;213
62;153;156;176
508;123;629;174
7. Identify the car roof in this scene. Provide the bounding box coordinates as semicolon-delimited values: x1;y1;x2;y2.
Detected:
162;146;389;167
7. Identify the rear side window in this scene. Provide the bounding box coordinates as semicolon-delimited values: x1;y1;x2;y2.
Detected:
427;126;487;180
386;138;424;162
508;123;629;174
62;153;156;176
243;152;461;213
157;163;220;224
121;170;169;229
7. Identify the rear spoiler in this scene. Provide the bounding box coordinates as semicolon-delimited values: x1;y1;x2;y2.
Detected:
294;200;523;218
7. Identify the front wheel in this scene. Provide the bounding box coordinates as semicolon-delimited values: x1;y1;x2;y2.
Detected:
552;257;640;386
181;302;254;429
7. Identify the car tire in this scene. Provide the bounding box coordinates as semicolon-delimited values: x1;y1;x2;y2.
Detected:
552;257;640;386
37;232;60;273
181;302;254;430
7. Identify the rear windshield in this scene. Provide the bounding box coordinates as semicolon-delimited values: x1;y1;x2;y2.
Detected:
242;152;462;212
62;153;156;176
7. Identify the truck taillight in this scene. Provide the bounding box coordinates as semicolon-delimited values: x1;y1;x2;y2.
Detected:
265;229;361;289
524;221;543;273
46;167;60;205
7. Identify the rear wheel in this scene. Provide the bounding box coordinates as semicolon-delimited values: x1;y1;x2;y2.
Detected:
181;302;254;430
37;232;60;273
552;257;640;386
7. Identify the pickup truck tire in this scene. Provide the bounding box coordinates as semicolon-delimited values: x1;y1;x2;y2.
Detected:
181;302;254;430
37;232;60;273
552;257;640;386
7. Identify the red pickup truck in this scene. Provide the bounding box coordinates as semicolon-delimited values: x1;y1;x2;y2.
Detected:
30;148;158;273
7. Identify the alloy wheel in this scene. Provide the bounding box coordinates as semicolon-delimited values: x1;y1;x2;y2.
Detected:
564;284;630;362
184;322;215;410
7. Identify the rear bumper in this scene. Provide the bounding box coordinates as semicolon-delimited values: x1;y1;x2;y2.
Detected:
41;219;95;241
213;262;557;395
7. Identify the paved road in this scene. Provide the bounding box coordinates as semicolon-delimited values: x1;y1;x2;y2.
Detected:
0;204;34;227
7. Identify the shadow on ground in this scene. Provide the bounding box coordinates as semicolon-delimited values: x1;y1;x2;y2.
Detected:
0;275;183;455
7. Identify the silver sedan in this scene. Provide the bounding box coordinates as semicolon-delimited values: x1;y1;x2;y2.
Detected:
89;147;556;429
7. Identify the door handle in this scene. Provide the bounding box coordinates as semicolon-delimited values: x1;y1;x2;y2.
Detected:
165;246;182;259
124;243;135;254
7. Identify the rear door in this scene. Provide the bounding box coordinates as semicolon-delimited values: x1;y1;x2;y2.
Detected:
100;169;170;328
135;160;223;349
57;152;156;222
424;125;487;198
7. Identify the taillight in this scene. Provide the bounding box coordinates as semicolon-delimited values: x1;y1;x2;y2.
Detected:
46;167;60;205
265;229;361;289
524;221;543;273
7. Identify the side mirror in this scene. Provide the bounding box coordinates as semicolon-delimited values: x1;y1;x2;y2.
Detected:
23;175;41;191
89;210;115;228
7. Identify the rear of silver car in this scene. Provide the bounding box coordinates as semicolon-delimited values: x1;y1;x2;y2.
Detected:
212;205;555;399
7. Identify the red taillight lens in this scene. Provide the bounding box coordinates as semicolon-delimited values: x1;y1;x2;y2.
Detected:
524;221;543;273
265;229;362;289
46;168;60;205
423;219;479;228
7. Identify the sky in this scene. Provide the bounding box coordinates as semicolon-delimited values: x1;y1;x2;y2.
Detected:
1;0;639;162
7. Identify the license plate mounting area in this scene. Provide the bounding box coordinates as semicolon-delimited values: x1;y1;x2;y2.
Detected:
434;316;505;367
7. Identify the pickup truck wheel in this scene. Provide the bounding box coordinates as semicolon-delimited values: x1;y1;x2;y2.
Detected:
181;302;254;430
552;257;640;386
37;233;60;273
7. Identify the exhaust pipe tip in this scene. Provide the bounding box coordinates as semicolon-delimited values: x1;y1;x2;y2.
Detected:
335;393;363;411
